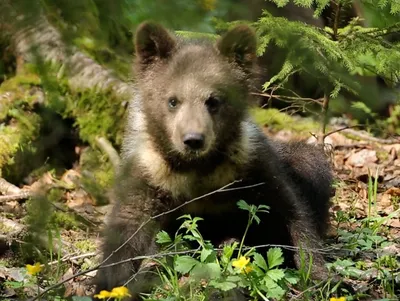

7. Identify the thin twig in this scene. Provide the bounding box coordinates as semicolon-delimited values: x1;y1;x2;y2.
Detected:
47;252;97;266
289;280;325;300
318;93;330;144
252;92;323;106
323;124;365;139
332;1;342;41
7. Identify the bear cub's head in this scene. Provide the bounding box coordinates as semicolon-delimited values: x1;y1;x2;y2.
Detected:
134;22;257;164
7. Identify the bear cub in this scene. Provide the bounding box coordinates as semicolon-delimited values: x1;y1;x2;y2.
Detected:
94;21;334;300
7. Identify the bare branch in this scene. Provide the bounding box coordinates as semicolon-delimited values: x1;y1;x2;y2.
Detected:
0;178;23;195
318;93;330;144
0;191;31;203
95;136;121;170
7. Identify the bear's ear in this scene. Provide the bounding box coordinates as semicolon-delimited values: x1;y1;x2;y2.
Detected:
216;25;257;71
134;21;176;68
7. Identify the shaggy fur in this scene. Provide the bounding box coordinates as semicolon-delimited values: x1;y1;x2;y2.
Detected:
94;22;334;300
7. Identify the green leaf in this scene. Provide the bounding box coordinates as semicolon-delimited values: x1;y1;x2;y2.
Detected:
284;271;299;284
4;281;24;288
262;276;278;289
209;280;237;291
267;247;284;269
191;262;221;280
226;275;242;282
237;200;251;212
262;276;286;298
183;234;198;241
258;204;270;212
174;256;199;274
192;217;204;224
177;214;192;220
221;241;239;265
253;215;261;224
155;230;172;244
333;259;355;268
267;285;286;299
200;248;213;262
266;269;285;281
253;252;268;271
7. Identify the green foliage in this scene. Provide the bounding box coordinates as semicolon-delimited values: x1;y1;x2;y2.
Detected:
142;201;301;300
327;172;400;299
250;107;321;133
0;72;43;173
253;0;400;118
362;0;400;14
54;81;126;146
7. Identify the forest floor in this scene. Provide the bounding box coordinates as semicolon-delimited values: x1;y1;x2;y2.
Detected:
0;120;399;300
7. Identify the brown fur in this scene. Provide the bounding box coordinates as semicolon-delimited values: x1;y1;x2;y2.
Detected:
94;22;334;300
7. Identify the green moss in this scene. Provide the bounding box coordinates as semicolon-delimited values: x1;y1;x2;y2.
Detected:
0;71;42;120
50;211;79;231
341;132;364;141
0;73;41;93
0;69;44;174
64;88;125;146
0;221;13;234
0;126;22;171
249;107;320;133
175;30;219;41
47;188;65;203
0;113;41;172
75;239;97;253
376;150;389;162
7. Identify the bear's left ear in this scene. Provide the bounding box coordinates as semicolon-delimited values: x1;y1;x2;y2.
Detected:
134;21;177;69
216;25;257;72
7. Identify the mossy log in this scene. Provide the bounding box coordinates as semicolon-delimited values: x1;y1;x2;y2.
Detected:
0;10;130;185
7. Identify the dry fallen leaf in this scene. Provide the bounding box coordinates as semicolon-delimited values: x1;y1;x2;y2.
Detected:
61;169;81;187
384;187;400;196
346;149;378;167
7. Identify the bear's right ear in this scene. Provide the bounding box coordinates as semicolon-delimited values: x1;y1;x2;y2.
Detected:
134;21;176;69
216;24;257;73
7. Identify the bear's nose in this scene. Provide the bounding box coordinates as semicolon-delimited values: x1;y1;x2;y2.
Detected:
183;133;205;150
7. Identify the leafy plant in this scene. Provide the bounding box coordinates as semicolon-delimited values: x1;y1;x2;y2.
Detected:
139;200;307;300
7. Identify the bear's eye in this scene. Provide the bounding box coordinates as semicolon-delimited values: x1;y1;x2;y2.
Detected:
168;97;179;109
205;96;222;113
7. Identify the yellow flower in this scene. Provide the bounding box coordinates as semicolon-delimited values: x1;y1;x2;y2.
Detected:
243;265;253;274
232;256;250;270
94;287;131;300
94;290;112;299
330;297;346;301
109;286;132;299
26;262;43;276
